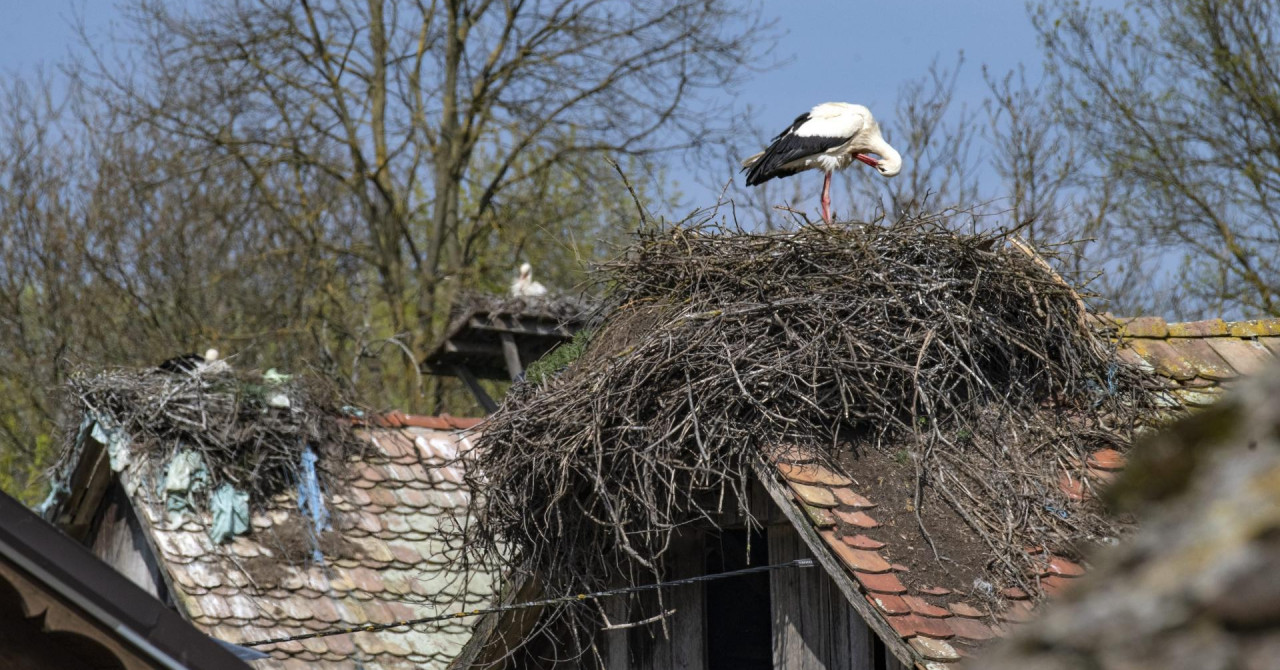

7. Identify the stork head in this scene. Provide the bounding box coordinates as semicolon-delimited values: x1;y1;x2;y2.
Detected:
519;262;533;281
855;125;903;178
204;348;220;362
855;150;902;178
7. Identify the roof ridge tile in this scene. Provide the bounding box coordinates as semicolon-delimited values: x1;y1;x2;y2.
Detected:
1227;319;1280;337
1166;318;1229;337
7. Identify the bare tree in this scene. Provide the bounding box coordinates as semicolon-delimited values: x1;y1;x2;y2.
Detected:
1033;0;1280;318
80;0;775;405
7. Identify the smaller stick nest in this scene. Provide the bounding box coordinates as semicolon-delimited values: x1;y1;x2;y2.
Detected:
469;214;1158;626
444;293;596;332
63;365;363;503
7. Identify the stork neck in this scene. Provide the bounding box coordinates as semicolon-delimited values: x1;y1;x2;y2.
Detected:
870;135;902;177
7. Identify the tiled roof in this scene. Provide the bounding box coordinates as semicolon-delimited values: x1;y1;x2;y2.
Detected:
123;418;491;669
766;316;1280;669
979;361;1280;669
1102;316;1280;407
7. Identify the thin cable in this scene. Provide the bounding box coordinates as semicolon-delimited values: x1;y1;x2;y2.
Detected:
242;558;815;648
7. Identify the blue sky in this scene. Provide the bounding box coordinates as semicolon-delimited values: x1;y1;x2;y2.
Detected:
0;0;1112;205
731;1;1044;136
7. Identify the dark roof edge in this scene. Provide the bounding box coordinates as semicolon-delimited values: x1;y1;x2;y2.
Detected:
750;460;922;669
0;491;248;670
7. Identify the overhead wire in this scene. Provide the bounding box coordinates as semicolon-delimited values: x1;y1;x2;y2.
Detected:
242;558;814;648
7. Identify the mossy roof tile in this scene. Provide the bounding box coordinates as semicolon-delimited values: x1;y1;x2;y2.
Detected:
1205;338;1274;376
1164;338;1237;380
1167;318;1229;337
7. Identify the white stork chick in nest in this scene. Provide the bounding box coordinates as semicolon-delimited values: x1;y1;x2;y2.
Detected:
509;262;548;298
742;102;902;223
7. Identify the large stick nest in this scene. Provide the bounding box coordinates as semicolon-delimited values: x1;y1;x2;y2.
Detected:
468;213;1157;641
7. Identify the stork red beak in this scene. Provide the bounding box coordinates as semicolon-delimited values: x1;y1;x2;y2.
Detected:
855;153;879;168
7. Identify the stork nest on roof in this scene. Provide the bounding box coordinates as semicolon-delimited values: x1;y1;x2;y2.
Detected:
466;210;1163;653
59;365;363;504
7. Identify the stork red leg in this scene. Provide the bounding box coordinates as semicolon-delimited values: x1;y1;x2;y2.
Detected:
821;172;832;223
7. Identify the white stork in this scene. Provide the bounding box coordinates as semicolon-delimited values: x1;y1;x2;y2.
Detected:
741;102;902;223
157;348;222;374
509;262;548;298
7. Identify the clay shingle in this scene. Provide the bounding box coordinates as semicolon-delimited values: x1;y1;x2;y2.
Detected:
122;421;491;670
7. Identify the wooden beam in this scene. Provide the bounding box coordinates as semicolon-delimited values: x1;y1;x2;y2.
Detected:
446;572;543;670
752;461;919;669
499;333;523;381
469;316;574;338
452;364;498;414
442;339;504;356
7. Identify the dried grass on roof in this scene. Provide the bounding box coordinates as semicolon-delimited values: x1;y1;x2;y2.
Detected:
61;366;363;502
468;211;1160;654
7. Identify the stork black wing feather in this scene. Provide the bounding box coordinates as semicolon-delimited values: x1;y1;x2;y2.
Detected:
773;112;811;141
744;130;847;186
157;353;204;374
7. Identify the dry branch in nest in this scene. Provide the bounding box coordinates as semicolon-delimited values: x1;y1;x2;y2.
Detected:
61;365;363;503
467;212;1159;650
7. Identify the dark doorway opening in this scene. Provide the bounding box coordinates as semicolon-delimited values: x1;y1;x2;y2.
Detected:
704;527;772;670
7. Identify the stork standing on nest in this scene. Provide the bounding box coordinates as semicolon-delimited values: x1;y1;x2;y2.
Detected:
741;102;902;223
509;263;548;298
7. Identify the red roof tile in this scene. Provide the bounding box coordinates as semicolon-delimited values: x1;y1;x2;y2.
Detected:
867;593;913;616
949;602;984;618
1205;338;1274;376
1086;449;1126;471
1000;587;1031;600
842;534;887;550
998;600;1035;623
887;613;954;639
833;509;881;528
855;570;908;594
904;595;952;618
777;461;854;487
1037;574;1077;598
947;616;997;641
822;531;893;573
832;488;877;509
801;504;837;528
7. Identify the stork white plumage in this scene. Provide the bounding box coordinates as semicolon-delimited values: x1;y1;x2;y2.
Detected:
509;262;548;298
741;102;902;223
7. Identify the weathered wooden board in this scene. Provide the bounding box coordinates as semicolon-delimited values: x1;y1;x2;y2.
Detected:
753;461;918;669
769;523;876;670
